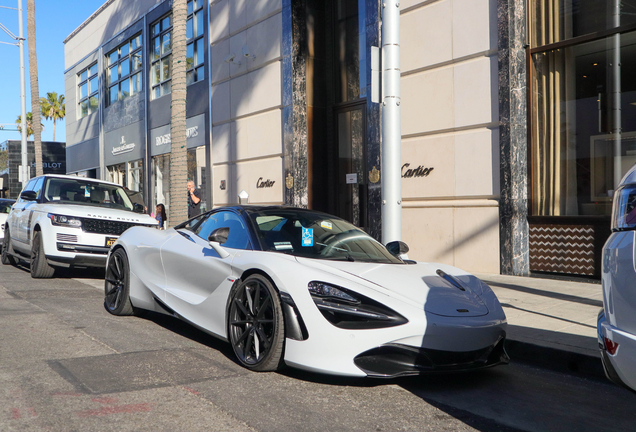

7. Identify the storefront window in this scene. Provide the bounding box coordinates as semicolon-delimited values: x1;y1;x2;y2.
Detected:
108;163;126;187
152;154;171;221
128;159;143;192
531;31;636;216
187;146;207;212
531;0;636;47
334;0;366;103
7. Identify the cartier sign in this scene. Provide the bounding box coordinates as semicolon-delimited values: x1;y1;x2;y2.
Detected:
256;177;275;188
402;163;434;178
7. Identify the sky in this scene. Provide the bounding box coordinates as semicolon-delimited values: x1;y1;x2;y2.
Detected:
0;0;105;143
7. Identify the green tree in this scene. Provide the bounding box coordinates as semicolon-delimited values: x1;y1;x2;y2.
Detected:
16;112;44;138
169;0;188;226
0;144;7;174
40;92;65;142
27;0;43;176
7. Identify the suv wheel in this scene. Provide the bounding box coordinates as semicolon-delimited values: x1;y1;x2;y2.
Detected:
1;227;17;266
30;231;55;278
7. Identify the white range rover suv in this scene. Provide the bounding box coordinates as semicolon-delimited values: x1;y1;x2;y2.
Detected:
1;175;157;278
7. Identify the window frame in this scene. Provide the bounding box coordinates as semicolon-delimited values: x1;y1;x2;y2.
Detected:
150;0;206;100
77;63;99;119
106;33;143;107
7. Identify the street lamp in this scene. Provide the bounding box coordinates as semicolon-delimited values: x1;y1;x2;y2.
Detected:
0;1;29;188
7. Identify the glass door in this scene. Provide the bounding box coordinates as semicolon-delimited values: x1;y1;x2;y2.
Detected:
335;103;366;229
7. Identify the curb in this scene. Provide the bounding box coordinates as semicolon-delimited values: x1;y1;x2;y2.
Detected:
504;339;605;380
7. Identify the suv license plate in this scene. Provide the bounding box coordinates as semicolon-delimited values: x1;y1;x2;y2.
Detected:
105;237;118;247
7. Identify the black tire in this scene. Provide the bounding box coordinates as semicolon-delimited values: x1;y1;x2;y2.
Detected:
1;226;17;266
228;274;285;372
30;231;55;278
104;248;135;316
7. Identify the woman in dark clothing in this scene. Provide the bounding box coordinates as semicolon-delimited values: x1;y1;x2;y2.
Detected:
155;203;167;229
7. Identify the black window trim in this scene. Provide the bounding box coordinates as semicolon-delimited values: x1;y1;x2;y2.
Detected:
106;33;143;107
77;63;99;119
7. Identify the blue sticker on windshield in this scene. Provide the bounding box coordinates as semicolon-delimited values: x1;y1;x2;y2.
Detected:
302;227;314;247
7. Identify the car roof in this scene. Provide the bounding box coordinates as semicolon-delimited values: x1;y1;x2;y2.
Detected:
32;174;122;188
0;198;16;202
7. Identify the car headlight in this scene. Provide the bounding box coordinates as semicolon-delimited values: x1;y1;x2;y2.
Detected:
48;213;82;228
612;184;636;231
308;281;408;329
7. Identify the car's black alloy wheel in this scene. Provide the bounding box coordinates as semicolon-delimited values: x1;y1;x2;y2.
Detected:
104;248;135;316
1;227;17;266
228;274;285;371
30;231;55;278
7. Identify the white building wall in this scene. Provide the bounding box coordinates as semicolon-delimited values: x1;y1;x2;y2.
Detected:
64;0;162;70
210;0;284;206
399;0;500;273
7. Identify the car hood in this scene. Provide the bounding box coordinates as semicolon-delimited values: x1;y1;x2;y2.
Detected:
295;257;489;317
32;203;157;224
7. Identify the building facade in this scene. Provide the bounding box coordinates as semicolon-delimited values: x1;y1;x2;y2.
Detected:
64;0;636;278
0;140;66;199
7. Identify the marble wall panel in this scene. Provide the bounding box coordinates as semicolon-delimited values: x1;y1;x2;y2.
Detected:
235;157;284;204
453;56;498;128
401;134;455;199
453;206;500;273
401;0;452;72
452;0;497;58
401;67;454;136
454;128;500;197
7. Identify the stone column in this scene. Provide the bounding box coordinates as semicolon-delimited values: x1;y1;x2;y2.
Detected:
498;0;529;275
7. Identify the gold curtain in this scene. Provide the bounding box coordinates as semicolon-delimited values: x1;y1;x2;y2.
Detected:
531;0;578;216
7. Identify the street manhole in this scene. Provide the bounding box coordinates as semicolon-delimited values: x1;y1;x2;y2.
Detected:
49;349;237;394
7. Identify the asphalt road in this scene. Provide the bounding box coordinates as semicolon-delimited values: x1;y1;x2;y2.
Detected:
0;262;633;432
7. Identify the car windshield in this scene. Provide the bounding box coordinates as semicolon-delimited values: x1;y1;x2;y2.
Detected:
42;178;135;211
249;209;403;264
0;200;14;213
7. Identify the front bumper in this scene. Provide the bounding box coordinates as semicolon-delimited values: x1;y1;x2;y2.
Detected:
597;309;636;393
354;336;509;378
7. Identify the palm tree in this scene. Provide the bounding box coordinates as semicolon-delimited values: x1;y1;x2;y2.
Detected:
27;0;43;176
16;112;44;138
169;0;188;226
40;92;65;142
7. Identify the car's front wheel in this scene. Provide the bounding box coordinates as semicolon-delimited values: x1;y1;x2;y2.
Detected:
228;274;285;372
104;248;135;316
30;231;55;278
1;227;17;266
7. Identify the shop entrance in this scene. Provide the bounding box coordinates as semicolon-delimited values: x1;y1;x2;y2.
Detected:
334;102;366;229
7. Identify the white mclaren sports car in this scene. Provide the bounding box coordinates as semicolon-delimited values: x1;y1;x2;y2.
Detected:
105;206;508;377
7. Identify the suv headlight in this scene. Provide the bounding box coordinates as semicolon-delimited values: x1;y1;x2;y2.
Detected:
612;184;636;231
308;281;408;329
48;214;82;228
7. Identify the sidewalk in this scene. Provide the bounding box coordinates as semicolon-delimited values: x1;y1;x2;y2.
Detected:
475;273;604;378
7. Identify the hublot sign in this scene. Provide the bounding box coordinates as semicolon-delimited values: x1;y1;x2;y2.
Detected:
402;163;434;178
256;177;275;188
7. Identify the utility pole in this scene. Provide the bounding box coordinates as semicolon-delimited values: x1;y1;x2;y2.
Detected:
18;0;28;187
0;1;28;188
381;1;402;244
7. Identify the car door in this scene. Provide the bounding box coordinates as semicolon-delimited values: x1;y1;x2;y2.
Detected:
161;211;250;303
11;179;36;250
17;177;44;246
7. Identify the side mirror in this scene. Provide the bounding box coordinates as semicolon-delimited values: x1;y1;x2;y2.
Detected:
208;227;230;245
133;203;145;213
386;240;409;256
20;190;37;201
208;227;230;258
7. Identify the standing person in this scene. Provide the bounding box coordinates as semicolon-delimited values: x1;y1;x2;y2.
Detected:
155;203;167;229
187;180;202;218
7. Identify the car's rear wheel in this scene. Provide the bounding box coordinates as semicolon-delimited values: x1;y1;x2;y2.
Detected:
1;227;17;266
30;231;55;278
228;274;285;371
104;248;135;316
